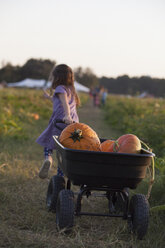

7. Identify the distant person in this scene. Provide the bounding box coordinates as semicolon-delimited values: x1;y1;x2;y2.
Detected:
92;87;100;107
89;87;94;99
36;64;80;179
101;88;108;106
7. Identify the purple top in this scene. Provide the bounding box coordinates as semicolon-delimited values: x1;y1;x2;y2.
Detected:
36;85;79;149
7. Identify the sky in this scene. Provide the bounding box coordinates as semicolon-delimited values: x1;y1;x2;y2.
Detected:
0;0;165;78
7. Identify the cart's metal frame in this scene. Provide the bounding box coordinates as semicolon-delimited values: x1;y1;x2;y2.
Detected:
48;133;155;239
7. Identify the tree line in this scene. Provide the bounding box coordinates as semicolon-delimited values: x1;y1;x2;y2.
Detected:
0;58;165;97
100;75;165;97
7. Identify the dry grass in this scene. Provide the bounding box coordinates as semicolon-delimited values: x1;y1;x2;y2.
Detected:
0;89;164;248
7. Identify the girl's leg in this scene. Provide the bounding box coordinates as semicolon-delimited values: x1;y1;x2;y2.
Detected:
57;166;64;177
44;147;53;163
39;148;53;179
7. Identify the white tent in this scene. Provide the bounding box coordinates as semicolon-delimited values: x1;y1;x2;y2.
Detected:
8;78;89;93
8;78;46;88
74;81;89;93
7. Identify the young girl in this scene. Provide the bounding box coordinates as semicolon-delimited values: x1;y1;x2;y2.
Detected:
36;64;80;179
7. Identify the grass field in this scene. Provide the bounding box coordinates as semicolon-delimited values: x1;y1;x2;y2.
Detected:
103;95;165;208
0;89;165;248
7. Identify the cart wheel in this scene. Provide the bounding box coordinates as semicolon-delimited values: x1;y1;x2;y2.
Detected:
129;194;149;240
56;189;75;232
46;175;65;212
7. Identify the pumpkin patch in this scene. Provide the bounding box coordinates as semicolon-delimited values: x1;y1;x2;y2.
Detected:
59;122;101;151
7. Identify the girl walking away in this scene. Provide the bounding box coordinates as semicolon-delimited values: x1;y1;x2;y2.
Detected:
36;64;80;179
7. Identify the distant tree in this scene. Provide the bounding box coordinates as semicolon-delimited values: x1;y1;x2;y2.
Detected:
116;75;130;94
0;63;21;82
0;58;56;83
20;58;56;81
74;67;99;88
99;75;165;97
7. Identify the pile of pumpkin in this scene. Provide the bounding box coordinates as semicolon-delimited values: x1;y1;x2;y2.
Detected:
59;122;142;154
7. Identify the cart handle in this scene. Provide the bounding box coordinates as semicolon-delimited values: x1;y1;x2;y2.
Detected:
53;119;75;131
53;119;66;131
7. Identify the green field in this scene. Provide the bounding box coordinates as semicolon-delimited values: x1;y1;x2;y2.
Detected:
0;88;165;248
103;95;165;208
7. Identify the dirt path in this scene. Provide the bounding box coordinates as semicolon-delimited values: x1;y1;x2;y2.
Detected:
78;99;120;140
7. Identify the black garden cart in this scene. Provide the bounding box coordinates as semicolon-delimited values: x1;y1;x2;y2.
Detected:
46;135;155;240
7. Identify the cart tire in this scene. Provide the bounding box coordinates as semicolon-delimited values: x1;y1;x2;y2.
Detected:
56;189;74;232
129;194;149;240
46;175;65;212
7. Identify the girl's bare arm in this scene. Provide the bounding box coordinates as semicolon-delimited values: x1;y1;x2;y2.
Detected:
43;89;53;100
58;93;72;124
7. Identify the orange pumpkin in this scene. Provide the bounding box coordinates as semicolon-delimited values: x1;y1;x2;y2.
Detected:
111;134;141;154
59;123;101;151
33;113;40;120
100;139;115;152
29;113;40;120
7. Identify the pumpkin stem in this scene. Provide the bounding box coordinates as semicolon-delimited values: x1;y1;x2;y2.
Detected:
113;141;119;152
70;129;83;142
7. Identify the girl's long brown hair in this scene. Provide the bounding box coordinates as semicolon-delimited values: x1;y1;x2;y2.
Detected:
49;64;80;106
